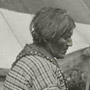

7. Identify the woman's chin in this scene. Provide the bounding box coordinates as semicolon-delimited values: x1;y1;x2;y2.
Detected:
55;53;65;59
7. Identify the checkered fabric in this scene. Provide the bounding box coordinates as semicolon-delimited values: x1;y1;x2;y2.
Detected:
4;55;67;90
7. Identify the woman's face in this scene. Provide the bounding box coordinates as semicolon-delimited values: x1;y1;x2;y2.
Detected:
50;29;73;59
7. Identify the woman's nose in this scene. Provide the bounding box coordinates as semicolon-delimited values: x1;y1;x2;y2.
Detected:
67;38;73;46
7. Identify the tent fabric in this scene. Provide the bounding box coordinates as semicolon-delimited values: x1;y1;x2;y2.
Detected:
0;8;90;68
0;0;90;24
67;23;90;54
0;9;33;68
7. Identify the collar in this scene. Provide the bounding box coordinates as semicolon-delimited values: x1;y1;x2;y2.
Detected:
16;44;59;67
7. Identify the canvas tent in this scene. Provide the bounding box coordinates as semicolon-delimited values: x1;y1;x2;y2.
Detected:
1;0;90;90
0;9;33;68
0;0;90;24
0;8;90;69
0;0;90;69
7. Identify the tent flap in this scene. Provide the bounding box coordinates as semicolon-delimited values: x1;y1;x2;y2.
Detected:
0;0;90;24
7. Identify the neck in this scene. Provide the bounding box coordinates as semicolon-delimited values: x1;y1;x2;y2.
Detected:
27;43;60;67
29;43;54;59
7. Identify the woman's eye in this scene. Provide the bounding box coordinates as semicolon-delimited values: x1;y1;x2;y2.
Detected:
64;37;67;40
63;37;68;40
64;35;71;40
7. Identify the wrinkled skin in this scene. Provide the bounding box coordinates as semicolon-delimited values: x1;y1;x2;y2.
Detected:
48;29;73;59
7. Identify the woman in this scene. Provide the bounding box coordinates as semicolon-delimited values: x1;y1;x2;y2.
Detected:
4;7;76;90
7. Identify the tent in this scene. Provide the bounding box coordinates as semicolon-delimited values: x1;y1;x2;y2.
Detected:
0;9;33;68
0;0;90;24
0;8;90;69
0;0;90;78
0;0;90;89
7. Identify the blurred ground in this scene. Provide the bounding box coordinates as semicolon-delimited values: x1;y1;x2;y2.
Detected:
0;68;8;90
0;82;3;90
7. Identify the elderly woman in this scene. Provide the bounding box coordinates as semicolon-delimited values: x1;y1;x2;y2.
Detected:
4;7;76;90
